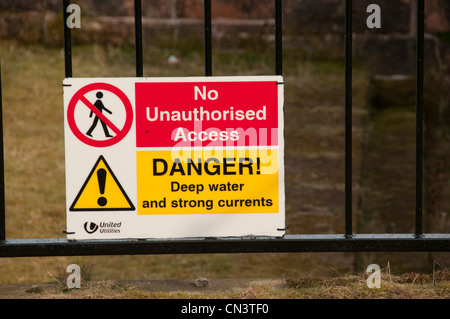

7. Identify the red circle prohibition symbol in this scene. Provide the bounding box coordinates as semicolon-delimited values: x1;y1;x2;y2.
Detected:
67;83;133;147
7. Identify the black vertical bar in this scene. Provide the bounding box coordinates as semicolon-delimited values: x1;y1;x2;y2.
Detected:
275;0;282;75
415;0;424;237
345;0;353;238
63;0;72;78
0;65;5;241
204;0;212;76
135;0;143;77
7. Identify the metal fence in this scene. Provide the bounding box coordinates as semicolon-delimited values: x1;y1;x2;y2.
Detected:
0;0;449;258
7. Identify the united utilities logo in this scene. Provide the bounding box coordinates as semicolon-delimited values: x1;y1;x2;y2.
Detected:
84;222;99;234
83;221;122;234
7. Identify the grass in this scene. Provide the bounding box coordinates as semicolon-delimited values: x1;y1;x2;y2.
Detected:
0;41;448;299
19;267;450;299
0;42;288;284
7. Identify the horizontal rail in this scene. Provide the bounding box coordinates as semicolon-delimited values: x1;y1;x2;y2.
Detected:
1;234;449;257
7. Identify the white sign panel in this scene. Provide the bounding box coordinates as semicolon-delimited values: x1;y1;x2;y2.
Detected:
63;76;285;240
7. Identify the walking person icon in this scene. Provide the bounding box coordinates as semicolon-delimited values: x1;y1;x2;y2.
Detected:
67;82;133;147
86;92;113;138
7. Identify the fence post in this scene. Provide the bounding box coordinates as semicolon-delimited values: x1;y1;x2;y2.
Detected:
135;0;144;77
345;0;353;238
63;0;73;78
0;64;5;241
275;0;282;75
204;0;212;76
415;0;424;237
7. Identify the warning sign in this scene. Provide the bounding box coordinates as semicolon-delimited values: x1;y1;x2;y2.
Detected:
136;149;279;215
70;156;135;211
66;82;133;147
63;76;285;240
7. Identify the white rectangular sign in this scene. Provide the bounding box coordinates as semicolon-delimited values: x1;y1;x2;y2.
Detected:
63;76;285;240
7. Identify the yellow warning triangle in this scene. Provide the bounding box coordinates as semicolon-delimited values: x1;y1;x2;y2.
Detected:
70;155;135;211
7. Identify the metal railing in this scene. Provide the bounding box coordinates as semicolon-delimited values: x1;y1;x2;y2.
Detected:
0;0;449;258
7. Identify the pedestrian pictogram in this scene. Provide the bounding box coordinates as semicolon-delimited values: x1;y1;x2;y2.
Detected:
67;83;133;147
70;155;135;211
86;92;113;138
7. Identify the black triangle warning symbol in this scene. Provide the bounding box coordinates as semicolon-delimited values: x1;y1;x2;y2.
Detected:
70;155;135;211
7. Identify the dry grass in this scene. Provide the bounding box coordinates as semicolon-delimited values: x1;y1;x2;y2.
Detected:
0;42;344;284
0;42;448;300
17;268;449;299
284;269;449;299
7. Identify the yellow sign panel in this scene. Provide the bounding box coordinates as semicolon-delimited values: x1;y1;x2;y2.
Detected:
70;156;135;211
136;149;279;215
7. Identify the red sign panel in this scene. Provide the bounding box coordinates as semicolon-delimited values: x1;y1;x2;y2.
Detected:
135;81;279;148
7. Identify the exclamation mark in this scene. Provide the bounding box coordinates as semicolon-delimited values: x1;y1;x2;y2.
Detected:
97;168;107;207
256;157;261;175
